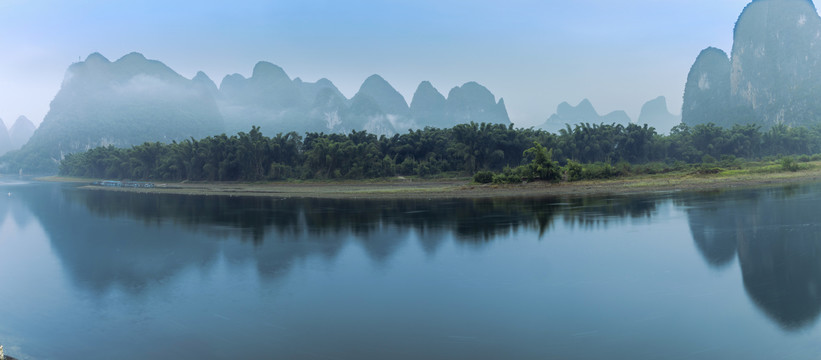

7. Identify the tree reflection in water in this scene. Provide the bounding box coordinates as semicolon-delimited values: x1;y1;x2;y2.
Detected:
14;181;821;331
15;184;662;294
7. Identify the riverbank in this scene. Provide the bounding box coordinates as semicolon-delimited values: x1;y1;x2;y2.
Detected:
38;162;821;199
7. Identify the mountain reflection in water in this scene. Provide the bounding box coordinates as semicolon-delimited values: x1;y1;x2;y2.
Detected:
683;186;821;330
7;181;821;344
14;184;660;294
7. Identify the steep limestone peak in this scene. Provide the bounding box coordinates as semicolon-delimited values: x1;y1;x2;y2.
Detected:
316;78;334;87
409;81;448;127
640;96;672;115
193;71;215;84
638;96;681;133
410;81;446;110
731;0;821;125
682;47;732;127
192;71;219;95
359;74;393;93
446;82;510;125
9;116;36;150
447;82;496;105
85;52;111;64
117;52;147;62
251;61;291;83
356;75;409;115
557;99;599;119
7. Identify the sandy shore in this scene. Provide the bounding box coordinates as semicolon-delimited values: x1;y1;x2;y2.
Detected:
39;167;821;199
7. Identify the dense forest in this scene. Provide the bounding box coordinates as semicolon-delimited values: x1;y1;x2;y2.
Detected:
58;122;821;182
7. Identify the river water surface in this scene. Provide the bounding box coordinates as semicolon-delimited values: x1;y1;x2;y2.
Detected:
1;180;821;359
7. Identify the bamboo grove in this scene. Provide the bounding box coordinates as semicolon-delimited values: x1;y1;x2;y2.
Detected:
58;122;821;181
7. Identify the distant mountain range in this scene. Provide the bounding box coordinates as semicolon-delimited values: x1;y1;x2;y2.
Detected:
215;62;510;135
2;52;510;173
11;0;815;174
0;116;36;156
538;97;680;134
684;0;821;128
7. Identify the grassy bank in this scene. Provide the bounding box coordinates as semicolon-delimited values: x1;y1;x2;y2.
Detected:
36;158;821;199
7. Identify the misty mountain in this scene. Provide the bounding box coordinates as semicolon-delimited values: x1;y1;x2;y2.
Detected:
218;61;346;135
732;0;821;125
0;52;512;174
637;96;681;133
409;81;447;128
684;0;821;128
539;99;631;133
357;75;410;116
217;64;510;135
682;47;734;127
446;82;511;127
343;90;398;135
0;119;11;156
9;116;36;151
339;75;412;135
4;52;225;173
192;71;220;99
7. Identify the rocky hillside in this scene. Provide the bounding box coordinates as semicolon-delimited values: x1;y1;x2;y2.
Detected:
684;0;821;128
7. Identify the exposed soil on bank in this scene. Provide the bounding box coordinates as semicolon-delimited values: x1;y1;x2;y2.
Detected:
39;167;821;199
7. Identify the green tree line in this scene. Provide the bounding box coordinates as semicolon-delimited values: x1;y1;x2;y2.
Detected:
58;122;821;181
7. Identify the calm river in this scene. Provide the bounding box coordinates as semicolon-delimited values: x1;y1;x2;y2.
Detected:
1;180;821;359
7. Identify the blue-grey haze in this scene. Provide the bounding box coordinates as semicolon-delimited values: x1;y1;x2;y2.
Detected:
0;0;754;129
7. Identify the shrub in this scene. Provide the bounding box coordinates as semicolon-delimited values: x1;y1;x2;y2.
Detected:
473;171;494;184
615;161;632;176
671;160;689;171
583;162;617;180
695;166;722;175
720;155;739;168
522;142;560;181
564;160;583;181
492;166;524;184
781;156;800;172
702;154;717;164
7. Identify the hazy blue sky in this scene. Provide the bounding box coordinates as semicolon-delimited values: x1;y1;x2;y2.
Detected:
0;0;759;129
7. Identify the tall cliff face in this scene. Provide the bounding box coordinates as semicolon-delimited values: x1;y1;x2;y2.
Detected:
731;0;821;126
682;48;733;127
683;0;821;128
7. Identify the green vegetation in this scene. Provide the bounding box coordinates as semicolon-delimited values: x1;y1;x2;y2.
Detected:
58;121;821;183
